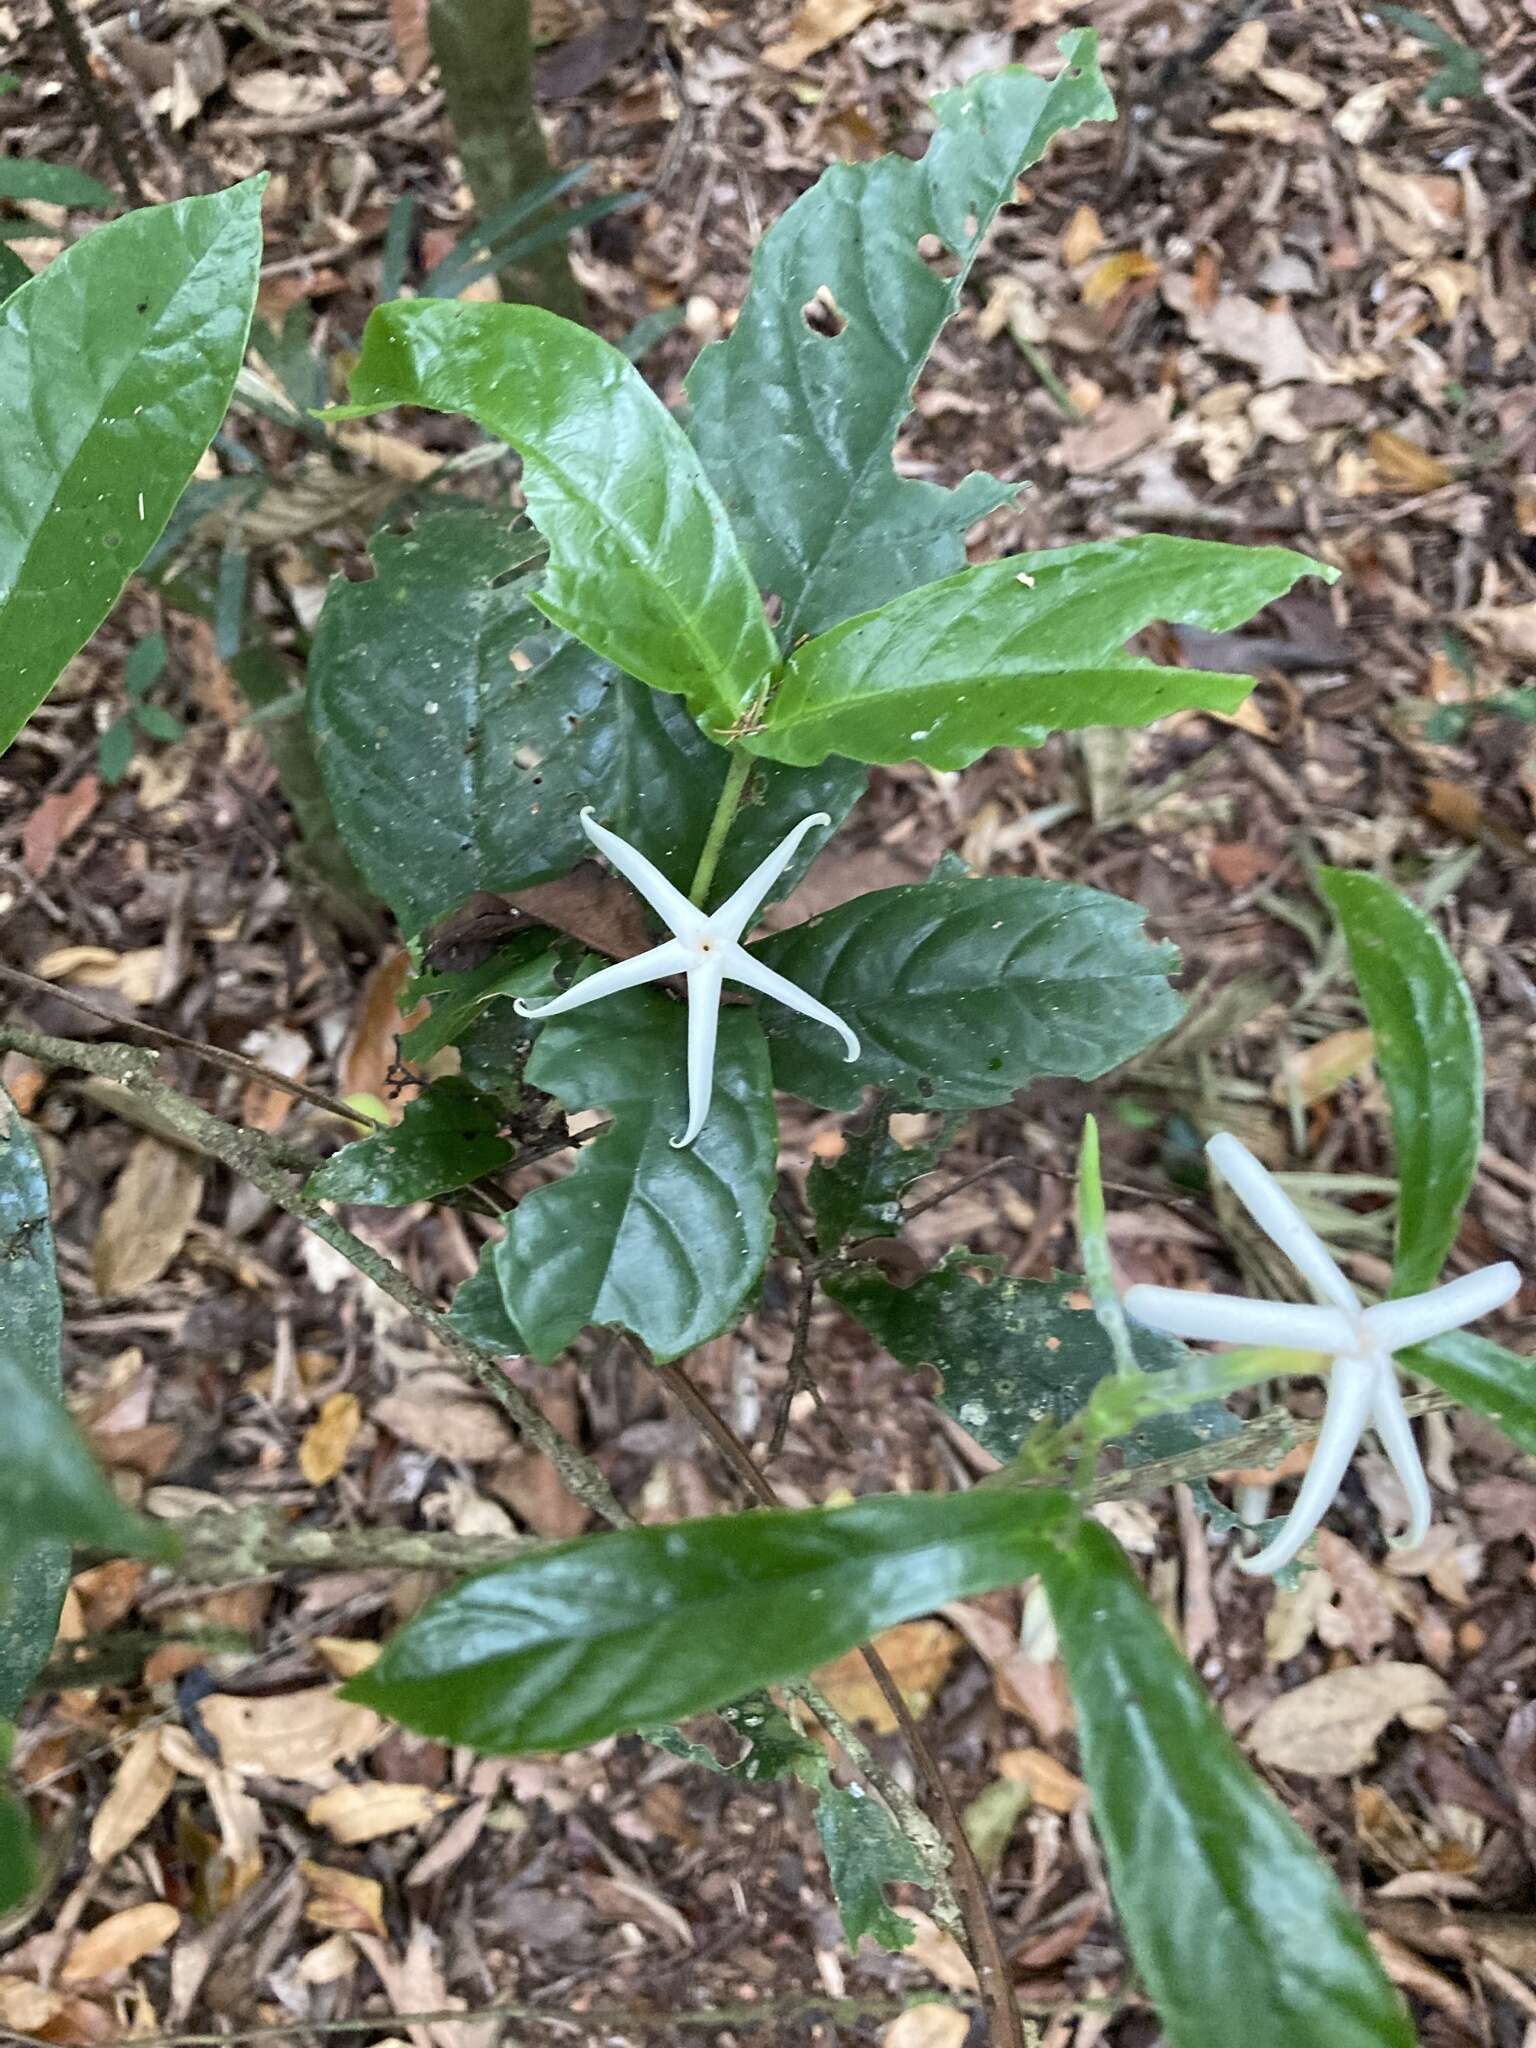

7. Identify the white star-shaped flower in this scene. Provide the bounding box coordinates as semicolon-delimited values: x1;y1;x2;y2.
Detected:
1124;1133;1520;1576
513;808;859;1148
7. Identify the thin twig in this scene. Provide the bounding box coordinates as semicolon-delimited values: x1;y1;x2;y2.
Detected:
41;0;146;204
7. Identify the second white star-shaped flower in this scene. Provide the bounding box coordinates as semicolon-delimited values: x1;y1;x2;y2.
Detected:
1124;1133;1520;1575
513;808;859;1147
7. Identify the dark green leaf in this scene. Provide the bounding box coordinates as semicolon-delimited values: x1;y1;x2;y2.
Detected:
1044;1520;1415;2048
828;1261;1237;1465
0;1759;33;1916
343;1487;1075;1751
1318;867;1481;1296
0;244;29;304
807;1113;947;1252
687;32;1113;641
401;934;561;1065
310;509;865;940
335;302;777;730
1379;6;1482;106
133;703;184;744
123;633;168;698
97;715;135;785
0;1088;67;1716
0;178;264;755
0;159;114;209
753;876;1182;1110
307;1079;512;1205
448;1239;524;1355
1409;1331;1536;1456
493;989;778;1363
814;1780;926;1951
751;539;1334;770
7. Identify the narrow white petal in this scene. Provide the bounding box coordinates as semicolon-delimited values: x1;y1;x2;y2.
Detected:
1368;1355;1433;1552
1364;1261;1522;1354
709;812;832;941
673;960;724;1148
726;946;860;1061
1206;1133;1359;1311
513;939;690;1020
578;807;704;941
1236;1351;1377;1576
1123;1285;1355;1354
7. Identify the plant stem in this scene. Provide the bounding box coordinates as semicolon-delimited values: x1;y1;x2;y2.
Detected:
688;748;755;906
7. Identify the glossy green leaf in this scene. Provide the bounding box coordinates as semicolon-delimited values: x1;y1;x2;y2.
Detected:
401;935;560;1066
310;509;865;941
814;1780;927;1951
493;988;778;1363
807;1113;948;1252
686;33;1113;641
343;1487;1075;1751
449;1239;525;1355
828;1261;1237;1465
0;244;31;304
753;876;1182;1110
0;159;114;208
0;1727;32;1916
1044;1520;1415;2048
1318;867;1481;1296
750;540;1334;771
307;1079;511;1205
1409;1331;1536;1455
0;1088;67;1716
0;179;264;755
336;302;777;730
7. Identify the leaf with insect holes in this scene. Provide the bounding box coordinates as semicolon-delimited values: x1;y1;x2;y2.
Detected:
687;32;1114;641
750;539;1336;771
307;1079;512;1205
310;509;865;942
0;179;264;755
752;876;1183;1110
331;304;777;731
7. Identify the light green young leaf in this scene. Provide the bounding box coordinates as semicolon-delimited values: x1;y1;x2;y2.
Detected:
334;303;777;730
750;539;1336;770
1409;1331;1536;1456
307;1079;512;1206
1317;867;1481;1297
687;33;1113;641
814;1779;927;1952
493;988;778;1363
0;179;264;755
752;876;1182;1110
342;1488;1074;1752
1044;1520;1415;2048
309;509;864;941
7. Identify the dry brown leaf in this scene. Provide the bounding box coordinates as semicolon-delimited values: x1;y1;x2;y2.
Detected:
1080;249;1159;309
882;2007;970;2048
1059;203;1103;267
33;944;164;1005
159;1726;264;1909
297;1934;359;1986
900;1909;979;1993
761;0;880;71
311;1637;383;1681
306;1781;456;1846
1209;107;1308;142
1257;65;1328;111
1162;274;1322;386
1248;1662;1451;1777
812;1619;960;1731
1272;1028;1375;1108
299;1392;363;1487
1460;603;1536;662
389;0;432;81
302;1862;388;1939
0;1978;67;2031
238;1025;310;1134
230;68;339;116
199;1687;384;1784
341;948;427;1116
1334;79;1392;144
1370;428;1453;492
997;1747;1086;1812
60;1903;181;1985
1056;392;1172;474
376;1373;518;1464
1206;19;1267;77
354;1921;496;2048
89;1728;177;1865
93;1136;203;1297
23;774;99;880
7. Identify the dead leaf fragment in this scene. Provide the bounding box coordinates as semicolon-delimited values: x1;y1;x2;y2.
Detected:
299;1392;363;1487
389;0;432;81
93;1135;204;1296
901;1909;979;1993
1248;1662;1451;1777
230;68;338;117
33;943;164;1005
1162;273;1322;386
997;1747;1086;1812
1370;429;1453;492
1206;19;1266;78
1056;392;1172;473
812;1619;960;1731
1059;204;1103;267
306;1781;456;1846
762;0;880;70
376;1373;518;1463
23;774;99;880
1459;604;1536;662
1334;80;1392;144
1257;65;1328;111
199;1687;384;1784
61;1903;181;1985
89;1728;178;1865
1080;249;1159;309
301;1862;387;1938
883;2007;970;2048
1273;1028;1375;1108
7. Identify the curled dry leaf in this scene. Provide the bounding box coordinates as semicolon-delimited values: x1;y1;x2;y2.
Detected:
882;2006;970;2048
306;1781;457;1847
375;1373;518;1464
88;1727;178;1865
33;943;165;1005
93;1135;204;1297
761;0;880;71
301;1862;388;1939
159;1725;264;1908
22;772;100;880
812;1618;960;1731
898;1909;979;1993
198;1687;384;1784
1271;1027;1375;1108
998;1746;1087;1813
1248;1662;1451;1777
60;1903;181;1986
299;1392;363;1487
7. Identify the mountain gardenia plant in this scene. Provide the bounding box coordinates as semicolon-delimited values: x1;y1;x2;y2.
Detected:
4;32;1534;2048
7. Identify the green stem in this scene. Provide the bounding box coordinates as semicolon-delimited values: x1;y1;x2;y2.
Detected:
688;749;754;906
